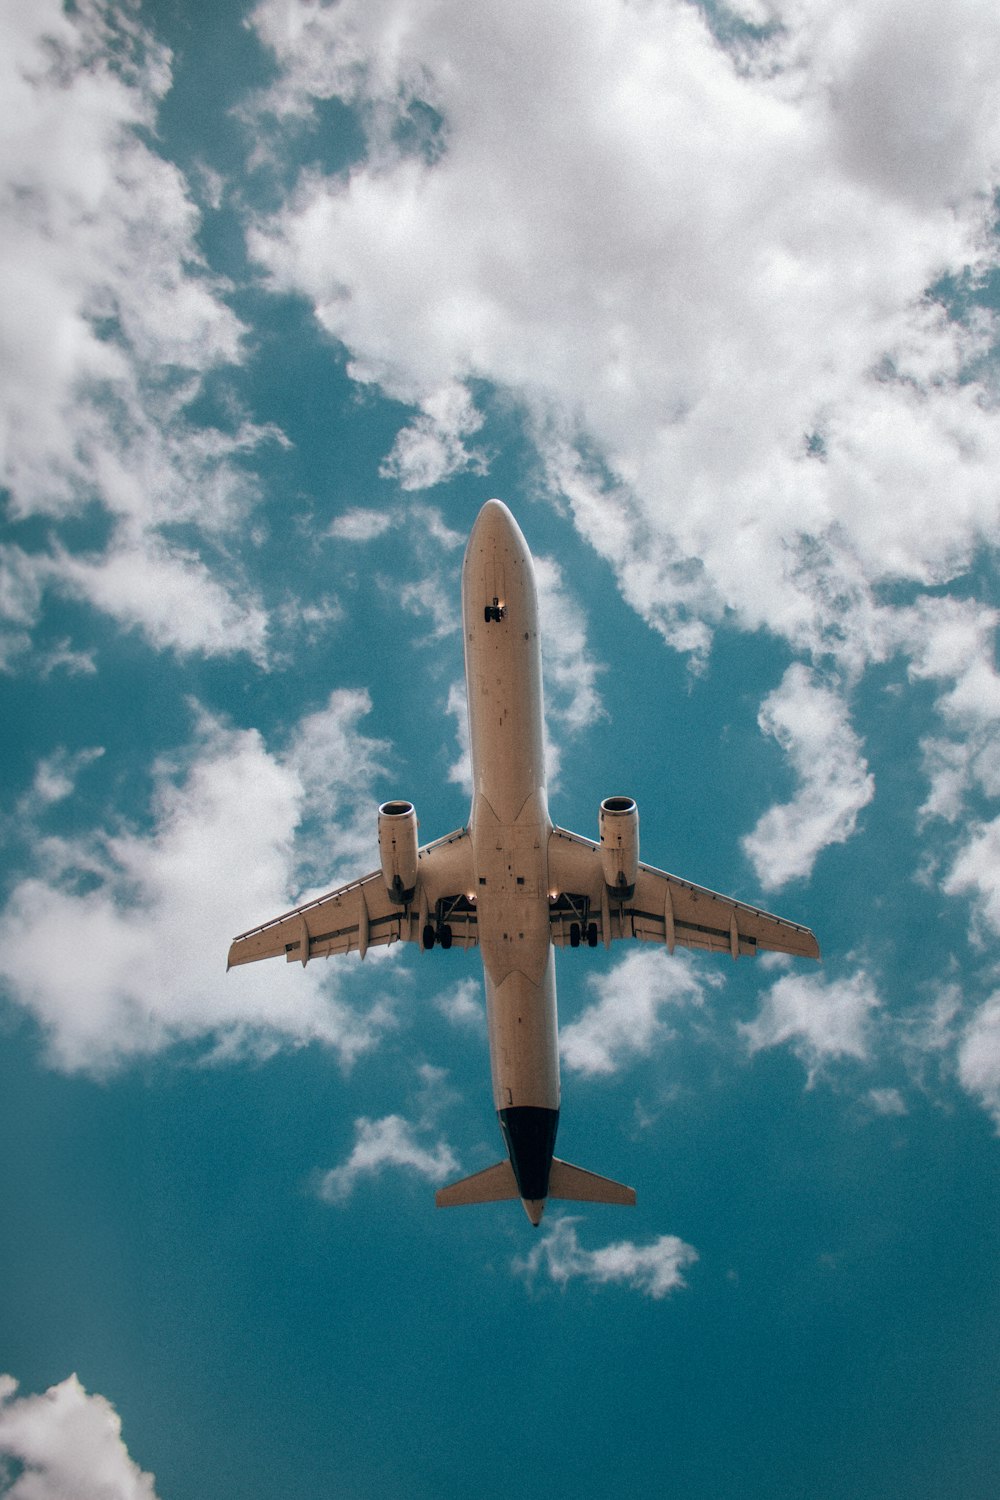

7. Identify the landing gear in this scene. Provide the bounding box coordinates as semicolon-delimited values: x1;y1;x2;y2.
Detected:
484;597;506;623
569;922;581;948
423;923;453;950
587;922;599;947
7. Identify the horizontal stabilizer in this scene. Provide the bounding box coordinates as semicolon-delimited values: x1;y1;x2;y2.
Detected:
548;1158;636;1206
435;1160;519;1208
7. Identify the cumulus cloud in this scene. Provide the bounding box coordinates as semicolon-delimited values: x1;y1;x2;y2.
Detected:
0;1;279;665
379;383;488;490
943;817;1000;941
434;977;482;1025
0;1372;158;1500
956;994;1000;1130
560;948;712;1076
0;696;391;1073
54;536;269;664
742;666;875;889
247;0;1000;678
515;1218;698;1300
885;597;1000;821
741;969;881;1083
314;1113;459;1201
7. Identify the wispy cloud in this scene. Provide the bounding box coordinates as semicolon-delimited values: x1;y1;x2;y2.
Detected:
329;508;395;543
515;1218;698;1300
742;666;875;890
314;1113;459;1202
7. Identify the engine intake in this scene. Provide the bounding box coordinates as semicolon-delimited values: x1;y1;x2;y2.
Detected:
378;800;419;905
599;796;639;900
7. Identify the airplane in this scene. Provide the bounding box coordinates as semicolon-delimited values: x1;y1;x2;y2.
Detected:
228;499;820;1225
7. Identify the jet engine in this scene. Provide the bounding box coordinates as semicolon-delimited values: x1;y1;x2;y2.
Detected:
599;796;639;900
378;800;419;905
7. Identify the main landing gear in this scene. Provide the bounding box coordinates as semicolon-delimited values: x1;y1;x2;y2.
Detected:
569;921;599;948
423;924;453;950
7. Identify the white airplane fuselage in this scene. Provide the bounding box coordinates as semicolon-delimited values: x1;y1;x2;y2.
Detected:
462;500;559;1219
228;497;819;1225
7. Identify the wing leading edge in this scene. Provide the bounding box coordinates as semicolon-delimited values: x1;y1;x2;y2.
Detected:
546;826;819;961
227;828;476;969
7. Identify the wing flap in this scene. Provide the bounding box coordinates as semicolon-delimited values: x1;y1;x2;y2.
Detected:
547;826;819;960
227;828;478;969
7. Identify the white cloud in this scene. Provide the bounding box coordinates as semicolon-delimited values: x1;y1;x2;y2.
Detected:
0;698;391;1073
866;1087;907;1116
741;969;881;1083
560;948;712;1076
329;508;394;542
284;687;389;881
446;679;472;794
248;0;1000;679
379;382;487;490
956;993;1000;1130
54;536;269;664
515;1218;698;1300
23;746;105;810
434;977;482;1025
742;666;875;890
314;1113;459;1201
883;597;1000;821
0;1372;158;1500
534;555;605;738
943;816;1000;941
0;1;282;664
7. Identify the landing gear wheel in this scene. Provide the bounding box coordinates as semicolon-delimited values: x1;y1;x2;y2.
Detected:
587;921;599;947
422;924;436;950
484;606;493;623
439;924;453;950
569;922;581;948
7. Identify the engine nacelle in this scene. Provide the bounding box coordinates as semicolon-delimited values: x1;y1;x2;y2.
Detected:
378;800;419;905
599;796;639;900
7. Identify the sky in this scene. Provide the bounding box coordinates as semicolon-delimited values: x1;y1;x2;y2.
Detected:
1;0;1000;1494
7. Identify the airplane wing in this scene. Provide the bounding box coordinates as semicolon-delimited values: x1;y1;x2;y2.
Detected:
227;828;476;969
546;826;820;961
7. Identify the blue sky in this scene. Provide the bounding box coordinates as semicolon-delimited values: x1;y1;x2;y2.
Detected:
2;0;1000;1495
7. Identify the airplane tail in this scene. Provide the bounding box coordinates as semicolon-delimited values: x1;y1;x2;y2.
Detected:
548;1158;636;1206
435;1160;519;1207
435;1157;635;1208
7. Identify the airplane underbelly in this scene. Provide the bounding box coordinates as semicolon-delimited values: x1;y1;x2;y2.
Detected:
485;953;560;1113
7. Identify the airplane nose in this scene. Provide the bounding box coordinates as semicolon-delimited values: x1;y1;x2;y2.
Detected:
470;497;515;545
521;1198;546;1227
